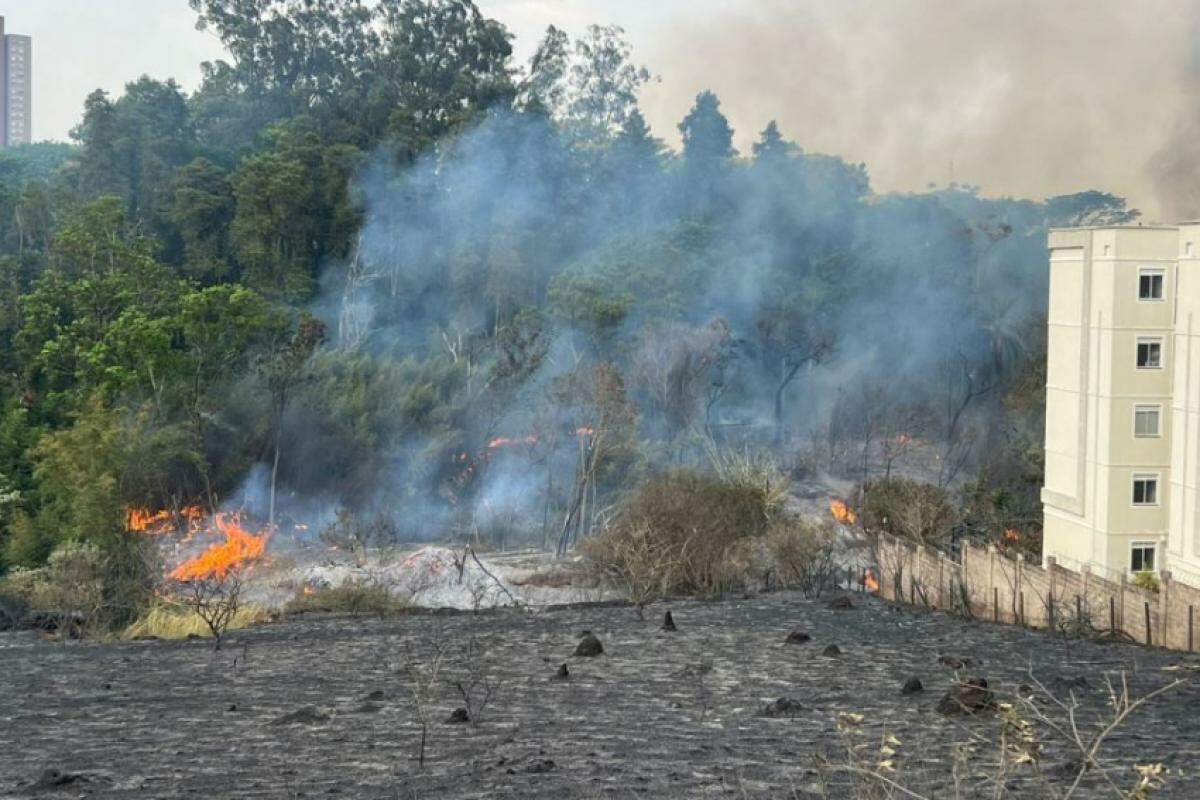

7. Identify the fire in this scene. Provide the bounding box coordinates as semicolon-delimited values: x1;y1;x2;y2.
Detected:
864;568;880;592
894;433;913;446
127;507;171;532
830;498;858;525
168;513;269;582
126;505;204;535
1004;528;1021;542
487;435;538;449
575;426;595;437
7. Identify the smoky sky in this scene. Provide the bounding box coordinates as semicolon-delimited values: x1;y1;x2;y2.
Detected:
19;0;1200;219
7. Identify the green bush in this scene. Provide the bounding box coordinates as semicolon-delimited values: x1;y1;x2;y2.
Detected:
583;469;771;598
766;516;840;597
1131;570;1160;593
284;581;410;615
859;477;957;545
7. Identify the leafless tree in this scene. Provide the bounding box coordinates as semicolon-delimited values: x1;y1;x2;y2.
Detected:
177;572;243;651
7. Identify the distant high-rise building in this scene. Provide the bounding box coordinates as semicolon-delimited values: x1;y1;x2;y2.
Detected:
0;16;31;147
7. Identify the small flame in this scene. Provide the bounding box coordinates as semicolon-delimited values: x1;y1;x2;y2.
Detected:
575;426;595;437
1004;528;1021;542
864;568;880;592
894;433;913;446
830;499;857;525
487;435;538;449
169;513;269;582
127;505;204;535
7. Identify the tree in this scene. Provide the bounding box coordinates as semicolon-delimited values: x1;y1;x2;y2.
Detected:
171;158;236;282
752;120;797;163
679;90;735;164
522;24;649;146
257;312;326;526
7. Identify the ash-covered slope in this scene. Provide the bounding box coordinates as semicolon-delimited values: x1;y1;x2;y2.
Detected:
1;592;1196;798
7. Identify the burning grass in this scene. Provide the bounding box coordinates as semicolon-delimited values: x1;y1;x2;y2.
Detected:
122;600;271;641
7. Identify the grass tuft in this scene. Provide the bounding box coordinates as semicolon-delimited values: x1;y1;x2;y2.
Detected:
123;601;270;641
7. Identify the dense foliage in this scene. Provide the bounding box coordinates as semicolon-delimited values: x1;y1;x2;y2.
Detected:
0;0;1142;574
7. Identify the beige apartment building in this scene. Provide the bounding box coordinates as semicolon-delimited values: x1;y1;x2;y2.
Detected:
1042;223;1200;585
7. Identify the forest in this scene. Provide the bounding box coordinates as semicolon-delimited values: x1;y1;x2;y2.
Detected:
0;0;1141;583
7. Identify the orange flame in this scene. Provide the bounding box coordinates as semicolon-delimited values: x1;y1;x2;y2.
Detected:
864;569;880;592
830;499;857;525
575;426;595;437
127;505;204;535
1004;528;1021;542
487;435;538;449
169;513;269;582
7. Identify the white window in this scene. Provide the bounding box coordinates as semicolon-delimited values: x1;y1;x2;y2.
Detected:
1132;474;1159;506
1139;268;1165;300
1134;405;1161;437
1131;542;1156;573
1137;337;1163;369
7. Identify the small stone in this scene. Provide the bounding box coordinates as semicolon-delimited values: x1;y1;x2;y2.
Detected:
759;697;804;717
553;663;570;680
227;703;238;712
827;596;854;610
270;706;329;726
822;644;842;657
662;611;677;631
901;677;923;694
574;633;604;657
445;707;470;724
938;655;974;669
785;630;812;645
362;689;386;701
936;678;995;715
32;769;80;789
525;758;556;774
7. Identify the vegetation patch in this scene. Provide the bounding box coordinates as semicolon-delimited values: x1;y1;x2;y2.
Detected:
123;601;271;641
284;581;411;615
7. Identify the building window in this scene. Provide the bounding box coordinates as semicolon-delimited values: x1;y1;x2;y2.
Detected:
1131;542;1156;573
1134;405;1162;437
1133;474;1159;505
1137;337;1163;369
1139;269;1165;300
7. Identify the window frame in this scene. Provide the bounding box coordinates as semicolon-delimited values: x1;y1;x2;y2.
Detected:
1130;541;1157;573
1132;473;1160;507
1133;404;1163;438
1136;337;1164;370
1138;267;1166;302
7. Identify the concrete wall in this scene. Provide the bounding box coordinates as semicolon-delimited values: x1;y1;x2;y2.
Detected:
1044;226;1177;578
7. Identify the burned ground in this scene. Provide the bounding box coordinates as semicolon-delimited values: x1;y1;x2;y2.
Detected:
2;592;1198;799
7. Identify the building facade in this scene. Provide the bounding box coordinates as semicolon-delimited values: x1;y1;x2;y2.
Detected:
1042;223;1200;585
0;16;31;147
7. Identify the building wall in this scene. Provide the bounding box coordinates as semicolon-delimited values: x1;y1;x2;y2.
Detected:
4;33;31;145
0;17;7;149
1043;226;1177;578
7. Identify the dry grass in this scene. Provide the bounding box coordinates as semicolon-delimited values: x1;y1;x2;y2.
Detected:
122;601;270;641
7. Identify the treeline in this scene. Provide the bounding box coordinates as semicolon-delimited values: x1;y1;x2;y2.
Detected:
0;0;1141;571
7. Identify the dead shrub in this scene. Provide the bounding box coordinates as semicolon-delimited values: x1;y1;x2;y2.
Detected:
582;469;770;598
766;516;840;597
859;477;957;546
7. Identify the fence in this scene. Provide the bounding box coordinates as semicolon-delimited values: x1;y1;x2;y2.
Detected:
871;533;1200;652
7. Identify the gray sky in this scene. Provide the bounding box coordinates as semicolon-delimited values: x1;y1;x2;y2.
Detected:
6;0;1199;219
